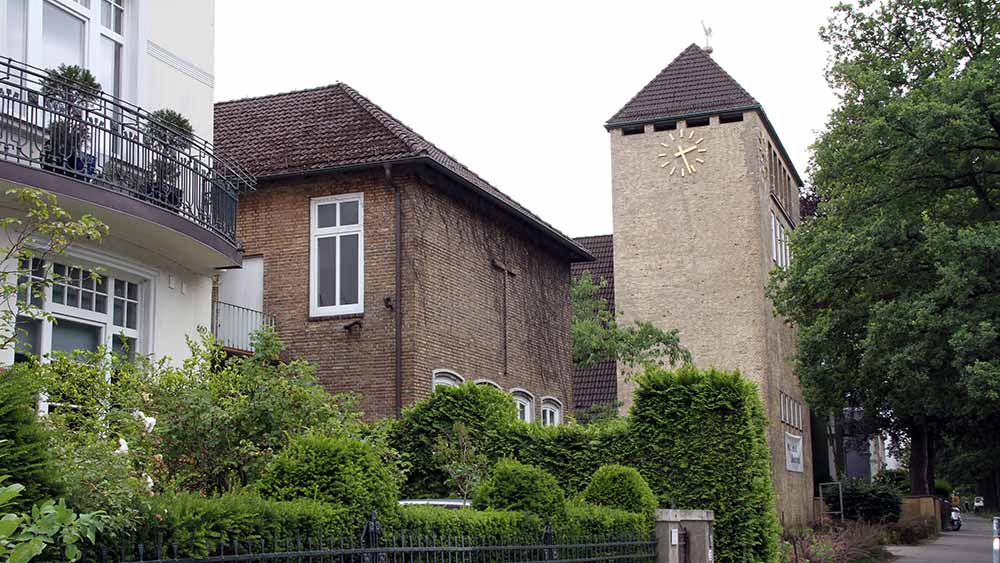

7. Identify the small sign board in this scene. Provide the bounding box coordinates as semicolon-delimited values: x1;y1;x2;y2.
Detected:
785;432;804;472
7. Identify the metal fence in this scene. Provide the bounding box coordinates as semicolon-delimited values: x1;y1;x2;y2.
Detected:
0;56;254;243
212;300;274;353
82;514;657;563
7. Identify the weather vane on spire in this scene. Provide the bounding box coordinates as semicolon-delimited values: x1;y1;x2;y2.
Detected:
701;20;714;55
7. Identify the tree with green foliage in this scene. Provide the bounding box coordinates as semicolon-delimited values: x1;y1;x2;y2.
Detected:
768;0;1000;496
1;188;107;351
0;373;58;510
571;272;690;370
433;422;489;506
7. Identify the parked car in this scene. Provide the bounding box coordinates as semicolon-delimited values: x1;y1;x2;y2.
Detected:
974;496;985;511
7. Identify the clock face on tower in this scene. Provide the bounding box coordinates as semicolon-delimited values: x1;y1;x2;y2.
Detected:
657;128;708;177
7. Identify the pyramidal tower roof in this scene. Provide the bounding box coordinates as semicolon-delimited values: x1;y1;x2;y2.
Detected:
606;43;759;128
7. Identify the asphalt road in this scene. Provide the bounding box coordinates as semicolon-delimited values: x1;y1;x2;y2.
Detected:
888;515;995;563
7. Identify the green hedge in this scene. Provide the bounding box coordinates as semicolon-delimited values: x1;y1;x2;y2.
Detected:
841;479;901;523
137;493;358;556
392;366;778;563
256;434;399;524
397;505;541;541
631;365;779;563
554;501;650;540
473;459;565;515
581;465;656;515
0;368;60;509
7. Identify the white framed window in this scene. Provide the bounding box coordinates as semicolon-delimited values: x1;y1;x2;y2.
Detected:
770;211;778;263
13;256;145;364
540;397;562;427
3;0;136;102
432;369;463;390
310;193;364;317
511;389;534;423
474;379;501;390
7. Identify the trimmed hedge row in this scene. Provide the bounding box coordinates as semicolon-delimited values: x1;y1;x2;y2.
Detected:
133;494;649;557
391;368;780;563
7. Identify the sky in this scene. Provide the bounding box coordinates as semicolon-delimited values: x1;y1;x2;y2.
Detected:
215;0;840;238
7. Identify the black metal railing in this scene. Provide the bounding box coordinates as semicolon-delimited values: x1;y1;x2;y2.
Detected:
212;300;274;352
82;513;657;563
0;56;254;244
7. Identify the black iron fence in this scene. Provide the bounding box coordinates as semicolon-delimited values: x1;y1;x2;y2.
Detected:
212;300;275;353
0;56;254;244
81;514;656;563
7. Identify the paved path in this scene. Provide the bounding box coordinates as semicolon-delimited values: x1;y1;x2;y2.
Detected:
887;515;994;563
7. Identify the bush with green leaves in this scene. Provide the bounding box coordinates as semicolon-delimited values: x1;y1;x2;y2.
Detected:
138;493;356;558
581;465;656;515
397;505;541;541
473;459;564;516
0;477;106;563
391;383;517;497
0;371;58;510
873;469;910;496
554;501;650;540
933;478;952;499
256;434;399;523
841;480;901;523
630;365;779;563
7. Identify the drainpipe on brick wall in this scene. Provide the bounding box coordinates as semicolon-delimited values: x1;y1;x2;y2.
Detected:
385;164;403;418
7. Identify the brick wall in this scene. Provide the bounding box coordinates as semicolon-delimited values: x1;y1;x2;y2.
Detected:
236;165;573;420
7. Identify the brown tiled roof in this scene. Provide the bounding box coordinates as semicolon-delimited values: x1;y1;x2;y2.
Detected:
214;83;592;261
606;43;759;128
570;234;617;410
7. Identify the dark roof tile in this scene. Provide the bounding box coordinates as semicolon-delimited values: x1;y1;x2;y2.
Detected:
215;83;591;260
607;44;758;127
570;234;617;409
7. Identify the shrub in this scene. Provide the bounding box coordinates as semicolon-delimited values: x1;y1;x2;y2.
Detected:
0;369;59;508
555;501;651;540
138;493;357;557
396;505;541;541
391;383;517;497
256;434;399;522
883;519;938;545
581;465;656;515
630;365;780;563
473;459;564;516
873;468;910;495
841;479;901;523
783;521;887;563
933;478;952;498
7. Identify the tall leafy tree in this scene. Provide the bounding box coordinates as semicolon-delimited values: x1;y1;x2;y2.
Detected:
769;0;1000;495
571;272;690;370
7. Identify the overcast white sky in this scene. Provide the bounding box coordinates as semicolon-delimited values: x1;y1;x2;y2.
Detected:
215;1;839;238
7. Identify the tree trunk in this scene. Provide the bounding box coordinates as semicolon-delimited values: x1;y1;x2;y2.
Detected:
926;425;936;494
909;424;931;495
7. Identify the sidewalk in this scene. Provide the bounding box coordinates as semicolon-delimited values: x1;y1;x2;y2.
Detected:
887;515;993;563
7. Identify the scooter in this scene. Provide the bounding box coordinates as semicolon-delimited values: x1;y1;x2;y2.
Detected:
950;506;962;531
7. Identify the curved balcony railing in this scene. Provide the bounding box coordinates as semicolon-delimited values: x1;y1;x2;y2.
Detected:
0;56;254;244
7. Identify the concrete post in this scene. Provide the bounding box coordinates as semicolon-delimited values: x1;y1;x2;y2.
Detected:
654;509;715;563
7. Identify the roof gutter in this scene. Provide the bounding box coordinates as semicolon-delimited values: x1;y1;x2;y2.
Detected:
605;104;804;188
256;157;595;262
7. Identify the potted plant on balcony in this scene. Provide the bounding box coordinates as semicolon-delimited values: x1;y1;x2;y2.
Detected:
143;109;194;210
40;65;102;180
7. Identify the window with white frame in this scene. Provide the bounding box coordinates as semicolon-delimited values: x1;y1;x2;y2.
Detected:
2;0;132;100
772;211;791;270
13;256;144;363
511;390;534;423
310;194;363;317
475;379;501;390
540;398;562;427
779;392;804;431
432;369;463;390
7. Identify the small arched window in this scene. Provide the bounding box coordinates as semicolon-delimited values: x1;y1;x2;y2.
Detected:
541;397;562;427
510;389;534;423
432;369;463;390
474;379;501;390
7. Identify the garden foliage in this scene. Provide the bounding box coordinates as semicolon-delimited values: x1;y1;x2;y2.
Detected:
256;434;399;523
0;372;58;509
472;459;565;516
581;465;656;515
840;480;901;524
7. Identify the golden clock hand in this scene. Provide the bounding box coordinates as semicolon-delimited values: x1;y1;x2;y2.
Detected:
674;145;696;172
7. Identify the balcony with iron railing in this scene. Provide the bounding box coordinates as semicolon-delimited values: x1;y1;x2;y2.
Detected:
212;300;274;354
0;56;254;267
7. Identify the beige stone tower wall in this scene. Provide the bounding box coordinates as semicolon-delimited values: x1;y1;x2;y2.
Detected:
610;111;814;525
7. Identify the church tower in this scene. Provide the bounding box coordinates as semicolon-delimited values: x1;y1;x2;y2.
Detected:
606;44;813;524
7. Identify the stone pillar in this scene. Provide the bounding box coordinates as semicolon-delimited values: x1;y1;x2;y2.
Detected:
654;509;715;563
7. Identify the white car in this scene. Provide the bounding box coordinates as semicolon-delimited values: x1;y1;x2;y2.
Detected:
974;496;985;511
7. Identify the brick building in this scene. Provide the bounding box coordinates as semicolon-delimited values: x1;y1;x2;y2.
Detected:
213;83;591;421
573;44;814;524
